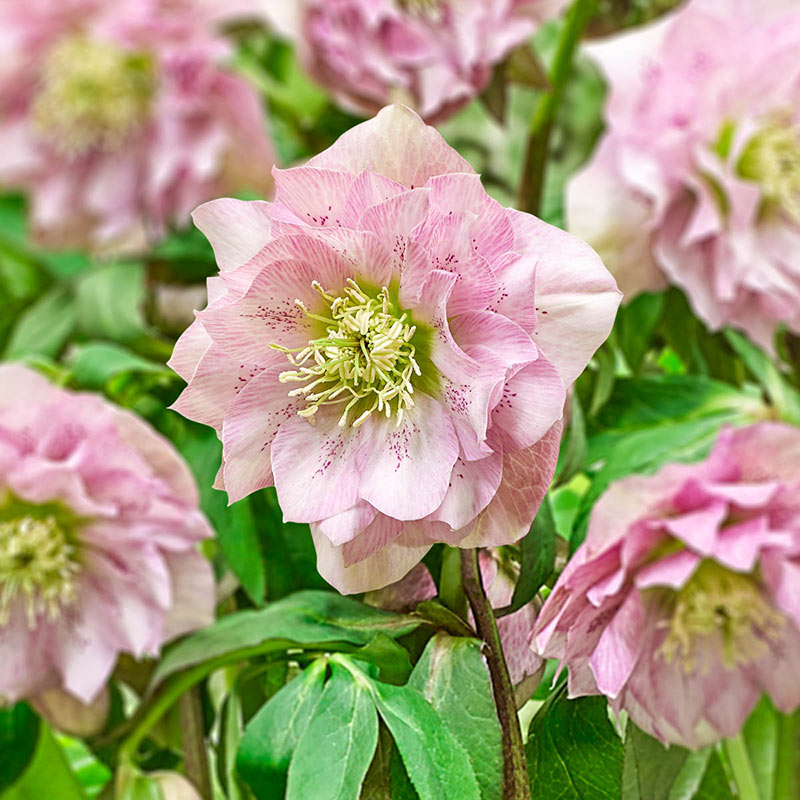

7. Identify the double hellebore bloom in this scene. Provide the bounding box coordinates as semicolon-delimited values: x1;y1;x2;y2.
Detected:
534;424;800;748
0;365;214;706
284;0;567;122
170;105;619;593
0;0;274;252
567;0;800;349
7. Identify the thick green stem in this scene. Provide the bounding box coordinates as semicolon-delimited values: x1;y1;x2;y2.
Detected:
179;688;212;800
725;734;760;800
517;0;596;215
461;548;531;800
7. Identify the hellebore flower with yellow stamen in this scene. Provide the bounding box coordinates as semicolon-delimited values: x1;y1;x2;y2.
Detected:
0;0;274;253
0;365;214;706
169;104;620;594
567;0;800;350
534;423;800;749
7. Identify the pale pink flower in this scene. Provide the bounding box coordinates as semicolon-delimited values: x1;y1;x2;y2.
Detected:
368;552;544;702
534;423;800;748
0;0;274;253
567;0;800;350
169;105;619;594
0;365;214;705
272;0;567;123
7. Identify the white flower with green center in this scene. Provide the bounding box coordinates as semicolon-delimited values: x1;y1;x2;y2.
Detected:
738;120;800;222
0;514;81;628
659;560;784;673
276;279;423;428
33;35;155;157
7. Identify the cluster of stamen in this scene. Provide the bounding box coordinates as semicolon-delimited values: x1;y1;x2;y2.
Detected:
32;35;155;157
658;561;784;673
738;120;800;222
276;279;421;428
0;515;81;628
398;0;445;18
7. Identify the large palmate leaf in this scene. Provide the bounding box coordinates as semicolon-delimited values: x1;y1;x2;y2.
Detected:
238;660;328;800
287;663;379;800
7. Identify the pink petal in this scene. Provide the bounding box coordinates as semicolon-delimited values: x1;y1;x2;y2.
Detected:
221;365;301;502
430;451;503;530
449;311;538;372
272;167;357;228
192;199;274;272
162;551;216;640
168;320;212;382
635;549;701;590
307;104;474;187
509;209;621;386
488;356;566;453
589;590;646;699
486;252;538;335
458;420;562;547
661;501;728;555
311;522;432;594
271;406;373;523
317;502;378;547
359;394;459;521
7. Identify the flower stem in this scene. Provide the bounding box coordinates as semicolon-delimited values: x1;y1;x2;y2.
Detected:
179;687;212;800
461;548;531;800
725;733;760;800
516;0;596;216
774;712;800;800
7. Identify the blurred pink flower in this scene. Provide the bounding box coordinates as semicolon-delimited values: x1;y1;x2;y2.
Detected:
0;0;274;253
274;0;567;122
534;423;800;748
567;0;800;350
369;553;543;702
0;365;214;705
170;104;619;593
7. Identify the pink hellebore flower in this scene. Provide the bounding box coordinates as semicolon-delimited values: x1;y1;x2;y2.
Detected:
368;552;544;703
170;105;619;594
277;0;567;123
567;0;800;350
0;0;274;253
0;365;214;705
534;423;800;748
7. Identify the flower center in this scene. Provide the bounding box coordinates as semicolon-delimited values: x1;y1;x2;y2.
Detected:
32;35;156;157
0;515;81;628
276;279;422;428
397;0;445;17
658;561;784;673
738;121;800;221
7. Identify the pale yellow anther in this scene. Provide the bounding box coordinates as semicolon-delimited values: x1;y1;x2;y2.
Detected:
276;279;421;428
658;560;784;674
0;515;81;628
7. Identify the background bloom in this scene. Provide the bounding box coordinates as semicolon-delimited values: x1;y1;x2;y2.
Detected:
534;423;800;748
0;0;275;252
170;104;619;594
0;365;214;705
567;0;800;349
275;0;567;123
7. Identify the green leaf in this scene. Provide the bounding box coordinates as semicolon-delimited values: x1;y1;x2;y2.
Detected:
408;634;502;800
175;426;266;604
616;293;665;373
621;723;735;800
3;724;86;799
238;660;328;800
367;673;481;800
508;496;556;613
0;704;40;794
350;633;413;686
287;663;379;800
151;591;419;688
66;341;173;391
75;262;148;343
555;393;587;487
741;697;778;800
59;736;112;799
526;690;623;799
4;286;77;359
773;711;800;800
724;329;800;425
